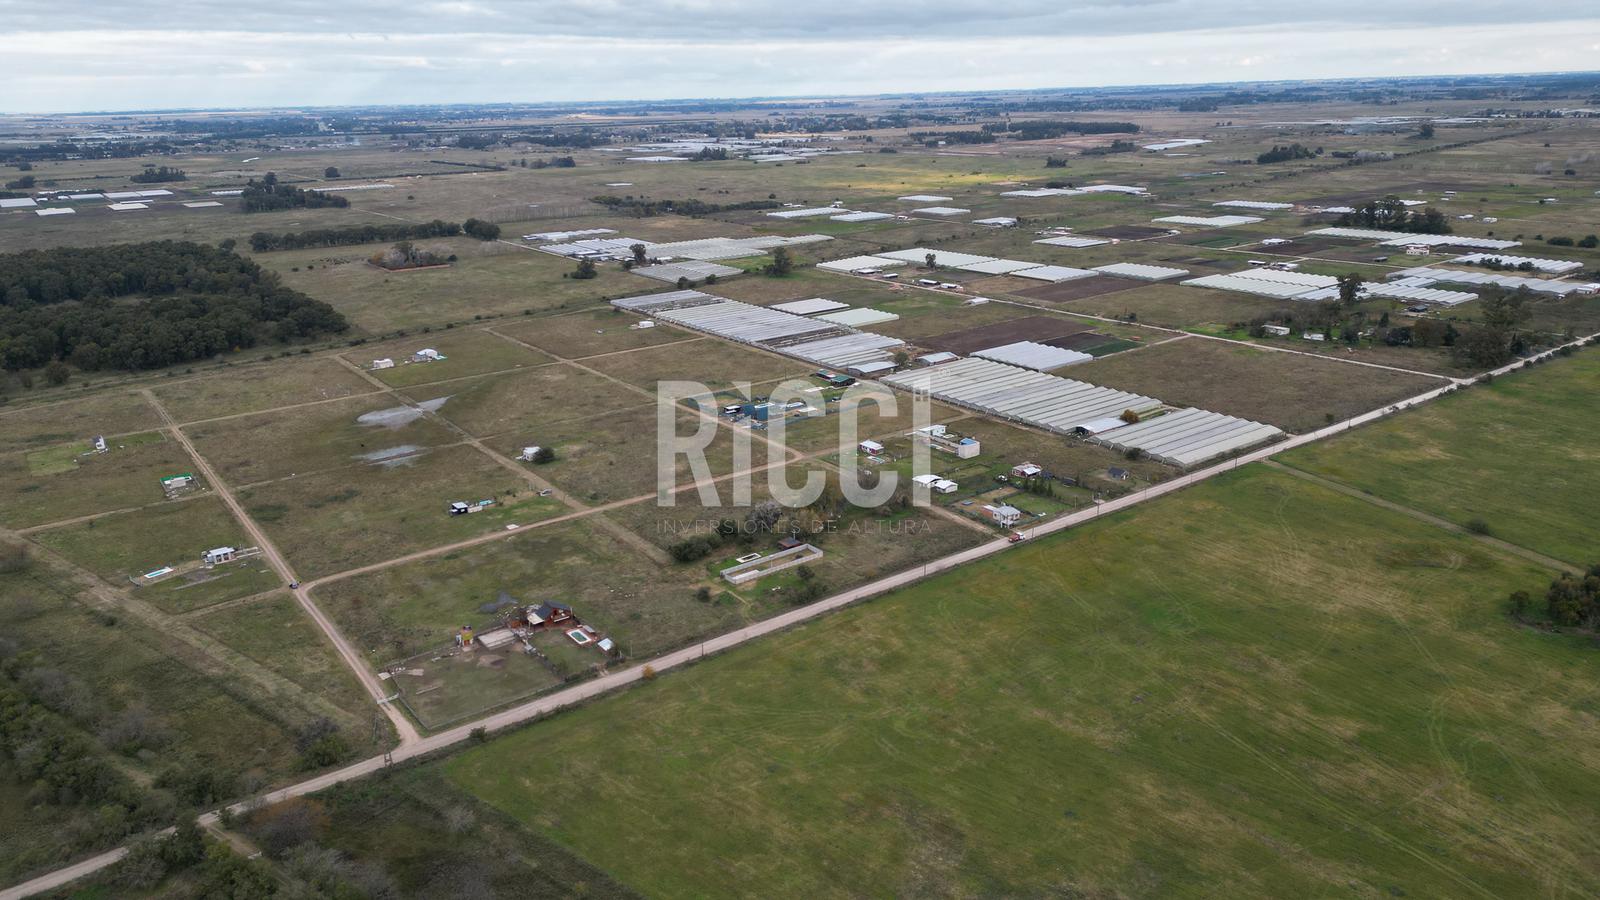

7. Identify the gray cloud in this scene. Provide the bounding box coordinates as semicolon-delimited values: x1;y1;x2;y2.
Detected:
5;0;1598;41
1;7;1598;112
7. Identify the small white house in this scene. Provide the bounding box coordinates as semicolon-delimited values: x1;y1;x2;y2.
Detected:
92;435;107;453
371;358;395;370
859;439;885;455
1405;245;1431;256
412;348;442;362
519;446;543;462
931;479;958;494
1011;462;1043;479
202;546;237;567
1302;332;1327;342
1262;325;1291;337
983;504;1022;527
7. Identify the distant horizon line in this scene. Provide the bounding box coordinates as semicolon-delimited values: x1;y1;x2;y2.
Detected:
6;68;1598;119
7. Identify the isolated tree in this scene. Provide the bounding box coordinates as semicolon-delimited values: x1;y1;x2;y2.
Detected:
1417;122;1435;140
323;166;340;179
1336;272;1364;315
766;246;793;277
924;252;938;270
573;258;598;279
462;218;501;241
532;446;555;464
631;243;648;265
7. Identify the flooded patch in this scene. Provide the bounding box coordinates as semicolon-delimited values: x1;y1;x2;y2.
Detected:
356;396;450;429
354;444;427;467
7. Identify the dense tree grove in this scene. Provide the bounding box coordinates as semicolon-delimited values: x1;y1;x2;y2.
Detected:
1256;143;1317;164
249;220;463;252
461;218;501;241
1540;566;1600;628
0;241;348;371
369;241;449;270
1336;196;1452;234
129;165;186;183
238;173;350;213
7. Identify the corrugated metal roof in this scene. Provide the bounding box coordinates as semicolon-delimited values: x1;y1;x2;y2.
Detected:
1009;265;1099;282
1033;235;1109;248
1088;408;1281;467
771;298;849;315
882;358;1163;434
1092;263;1189;281
830;211;894;222
958;258;1043;275
973;341;1093;371
898;194;953;202
1213;200;1293;210
816;308;900;327
816;254;908;272
631;261;743;283
913;207;972;216
878;248;996;268
1450;253;1582;274
767;207;845;219
1153;215;1265;227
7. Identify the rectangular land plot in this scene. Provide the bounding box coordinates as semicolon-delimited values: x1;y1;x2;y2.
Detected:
152;357;379;424
407;364;648;438
1070;338;1442;433
237;443;566;579
490;405;781;506
183;393;461;486
270;238;635;333
492;309;699;359
0;432;196;529
584;337;813;392
312;517;723;669
1281;349;1600;564
32;496;280;614
0;390;159;455
443;466;1593;899
342;329;554;388
919;315;1096;355
189;593;380;733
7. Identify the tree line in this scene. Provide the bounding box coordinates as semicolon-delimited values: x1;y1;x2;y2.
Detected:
590;195;781;217
250;220;462;252
1509;565;1600;629
983;120;1140;138
0;241;348;372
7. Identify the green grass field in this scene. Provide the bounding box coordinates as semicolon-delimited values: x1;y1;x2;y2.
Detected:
1281;349;1600;564
442;465;1598;898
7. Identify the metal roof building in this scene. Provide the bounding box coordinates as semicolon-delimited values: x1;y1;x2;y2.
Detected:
830;211;894;222
973;341;1094;371
781;332;904;368
1154;215;1265;228
913;207;972;216
899;194;953;202
1450;253;1583;274
1034;235;1110;248
1087;408;1281;467
958;258;1045;275
881;358;1163;434
1092;263;1189;281
611;289;724;312
816;254;909;273
1306;227;1520;251
973;216;1019;227
1387;267;1591;297
1213;200;1294;210
631;261;743;283
1003;188;1085;197
1009;265;1099;282
1181;269;1338;301
768;207;846;219
878;248;995;268
816;307;900;328
771;298;850;316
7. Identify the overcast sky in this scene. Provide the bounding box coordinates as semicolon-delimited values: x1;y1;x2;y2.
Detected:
2;1;1599;113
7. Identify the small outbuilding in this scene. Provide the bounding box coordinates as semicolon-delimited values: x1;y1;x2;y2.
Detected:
983;504;1023;527
1011;462;1043;479
859;439;885;455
